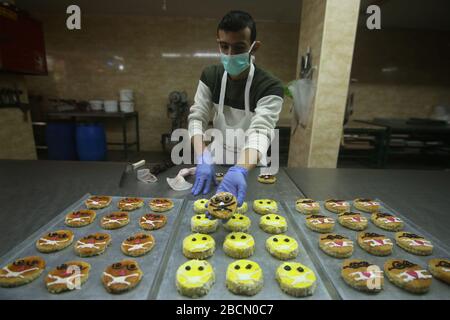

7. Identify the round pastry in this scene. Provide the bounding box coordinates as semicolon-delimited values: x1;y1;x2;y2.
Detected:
207;192;237;219
191;214;219;233
139;213;168;231
305;214;335;233
295;198;320;215
100;212;130;230
341;259;384;293
223;232;255;259
236;202;248;214
0;256;46;288
395;232;433;256
65;210;96;227
74;233;111;257
257;174;276;184
384;259;432;294
102;259;143;294
324;199;350;214
121;232;155;257
276;262;317;297
45;261;91;294
337;212;368;231
149;198;174;212
319;233;354;258
84;195;111;209
193;199;209;214
266;235;299;260
357;232;393;256
226;260;263;296
353;198;381;213
253;199;278;215
371;212;404;231
224;213;251;232
176;259;215;298
215;172;224;182
117;197;144;211
183;233;215;259
36;230;74;253
259;214;287;234
428;258;450;285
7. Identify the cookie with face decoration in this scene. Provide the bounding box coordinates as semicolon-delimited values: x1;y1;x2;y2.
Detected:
117;197;144;211
295;198;320;215
305;214;335;233
121;232;155;257
353;198;381;213
226;260;263;296
236;201;248;214
319;233;354;258
266;235;299;260
85;195;111;209
223;232;255;259
139;213;167;231
74;233;111;257
215;172;224;182
0;256;46;288
259;214;287;234
395;232;433;256
191;214;219;233
101;212;130;230
102;260;143;294
357;232;393;256
325;199;350;214
338;212;368;231
149;198;174;212
371;212;404;231
384;259;432;293
193;199;209;214
257;174;276;184
341;259;384;293
276;262;317;297
36;230;74;253
45;261;91;294
428;258;450;285
65;210;96;227
176;259;215;298
224;213;251;232
183;233;215;259
207;192;237;220
253;199;278;215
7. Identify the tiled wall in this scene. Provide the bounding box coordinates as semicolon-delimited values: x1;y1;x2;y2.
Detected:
25;14;299;151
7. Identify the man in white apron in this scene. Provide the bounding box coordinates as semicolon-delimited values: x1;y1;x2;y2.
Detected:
189;10;284;206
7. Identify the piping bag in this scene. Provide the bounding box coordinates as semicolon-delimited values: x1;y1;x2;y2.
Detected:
167;167;196;191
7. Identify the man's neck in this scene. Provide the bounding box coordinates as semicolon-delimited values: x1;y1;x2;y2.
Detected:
229;66;250;81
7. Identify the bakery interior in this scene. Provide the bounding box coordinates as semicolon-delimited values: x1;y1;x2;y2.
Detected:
0;0;449;300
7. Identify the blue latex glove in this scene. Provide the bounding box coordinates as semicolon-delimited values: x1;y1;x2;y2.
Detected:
217;166;248;206
192;150;215;195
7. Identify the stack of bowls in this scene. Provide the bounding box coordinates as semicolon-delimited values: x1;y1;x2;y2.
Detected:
119;89;134;113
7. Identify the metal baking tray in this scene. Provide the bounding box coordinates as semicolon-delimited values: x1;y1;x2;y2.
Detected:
284;199;450;300
0;194;184;300
155;200;333;300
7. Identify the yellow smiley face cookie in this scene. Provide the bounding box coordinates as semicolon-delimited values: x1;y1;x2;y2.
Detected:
236;202;248;214
223;232;255;259
176;259;215;298
193;199;209;214
182;233;215;260
224;214;251;232
276;262;317;297
259;214;287;234
266;235;299;260
253;199;278;215
226;259;263;296
191;214;219;234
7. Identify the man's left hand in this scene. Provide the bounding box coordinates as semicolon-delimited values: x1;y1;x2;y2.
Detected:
217;165;248;206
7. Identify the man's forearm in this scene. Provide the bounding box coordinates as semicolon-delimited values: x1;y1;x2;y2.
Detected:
236;148;260;171
192;134;206;158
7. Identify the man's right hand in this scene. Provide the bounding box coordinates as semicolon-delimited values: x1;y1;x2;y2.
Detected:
192;150;215;195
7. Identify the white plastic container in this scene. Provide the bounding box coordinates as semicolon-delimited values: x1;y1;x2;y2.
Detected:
120;101;134;113
104;100;118;113
120;89;134;102
89;100;103;111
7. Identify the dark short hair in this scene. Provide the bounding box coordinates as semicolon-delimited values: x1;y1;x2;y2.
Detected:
217;10;256;42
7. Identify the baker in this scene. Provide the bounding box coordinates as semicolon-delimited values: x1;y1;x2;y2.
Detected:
189;10;284;205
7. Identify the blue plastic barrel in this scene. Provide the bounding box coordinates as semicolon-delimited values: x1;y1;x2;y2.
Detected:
46;122;77;160
76;123;107;161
